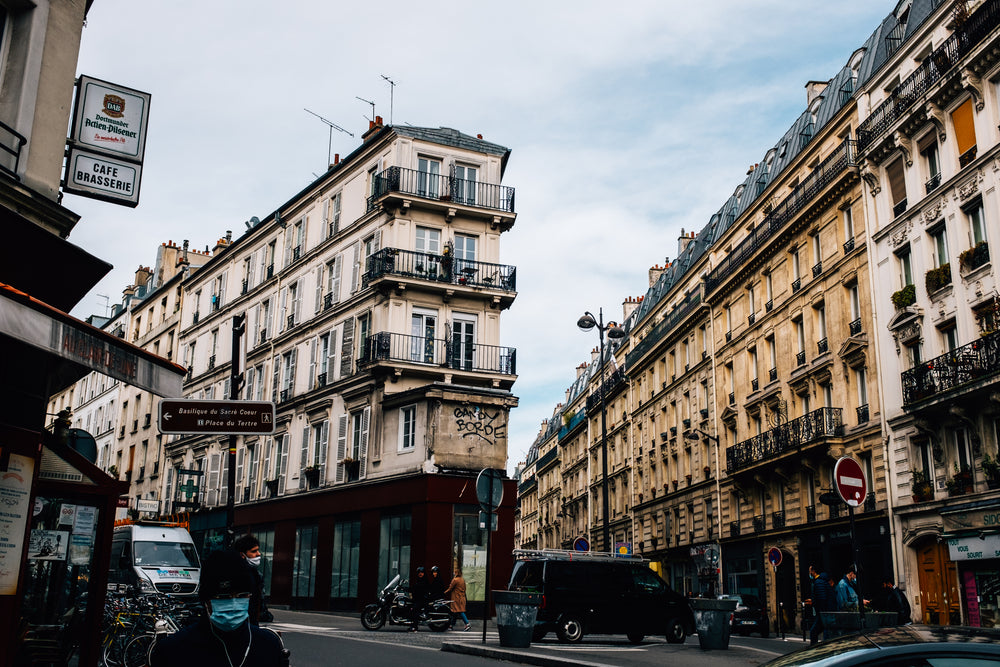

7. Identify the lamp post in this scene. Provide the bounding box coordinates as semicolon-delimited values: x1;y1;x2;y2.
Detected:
684;427;724;595
577;308;625;552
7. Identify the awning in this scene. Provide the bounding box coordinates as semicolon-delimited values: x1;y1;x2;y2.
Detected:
0;282;185;397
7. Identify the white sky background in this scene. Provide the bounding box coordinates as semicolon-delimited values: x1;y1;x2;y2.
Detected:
68;1;892;474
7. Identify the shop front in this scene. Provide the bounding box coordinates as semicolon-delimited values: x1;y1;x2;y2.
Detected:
943;504;1000;627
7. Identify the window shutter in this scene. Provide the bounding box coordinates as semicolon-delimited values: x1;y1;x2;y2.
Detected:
278;287;288;332
220;450;230;507
248;252;256;287
359;406;371;480
340;319;354;377
322;198;330;237
299;424;310;489
336;415;348;483
329;328;339;381
208;453;220;506
279;435;289;494
223;378;231;400
350;242;361;292
319;421;329;478
271;355;280;400
332;193;341;235
283;227;293;267
314;266;323;313
236;447;245;502
295;278;304;324
219;270;227;306
309;337;317;389
244;366;254;400
887;159;906;206
952;98;976;156
331;254;342;305
263;437;272;494
288;348;297;395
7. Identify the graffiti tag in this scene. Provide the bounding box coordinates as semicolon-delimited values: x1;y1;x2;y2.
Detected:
455;406;506;444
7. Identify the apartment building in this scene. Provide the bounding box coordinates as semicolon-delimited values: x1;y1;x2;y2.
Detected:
856;0;1000;627
169;119;519;611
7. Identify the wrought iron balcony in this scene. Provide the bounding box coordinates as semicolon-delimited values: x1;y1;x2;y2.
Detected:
364;247;516;292
367;166;515;213
818;338;829;354
925;173;942;194
901;329;1000;405
266;264;274;280
856;404;869;424
279;389;289;403
559;409;587;441
728;392;735;405
586;367;627;412
704;139;857;293
768;367;777;382
960;242;990;272
726;407;843;474
792;278;801;293
796;351;806;366
772;511;786;529
729;521;740;538
893;199;908;217
864;492;876;512
857;0;1000;151
748;313;756;325
323;292;335;310
317;372;327;388
0;119;26;180
751;378;759;392
765;300;773;312
626;294;701;367
849;318;862;335
753;515;766;533
806;504;816;523
843;237;855;254
960;146;978;168
208;355;216;370
725;330;732;342
812;262;822;277
359;331;516;375
241;279;249;295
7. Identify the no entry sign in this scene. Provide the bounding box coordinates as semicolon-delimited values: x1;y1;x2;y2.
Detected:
834;456;868;507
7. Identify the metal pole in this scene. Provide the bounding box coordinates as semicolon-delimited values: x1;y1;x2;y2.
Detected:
850;504;864;627
225;314;245;548
597;309;611;553
483;471;495;644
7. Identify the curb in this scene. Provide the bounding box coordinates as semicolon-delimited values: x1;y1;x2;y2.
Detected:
441;641;609;667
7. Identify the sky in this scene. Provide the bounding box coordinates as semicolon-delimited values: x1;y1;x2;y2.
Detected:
67;1;894;474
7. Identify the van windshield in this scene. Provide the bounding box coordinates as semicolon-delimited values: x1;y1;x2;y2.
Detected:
133;541;199;568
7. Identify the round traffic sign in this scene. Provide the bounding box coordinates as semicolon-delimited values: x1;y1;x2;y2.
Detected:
573;536;590;552
834;456;868;507
767;547;783;567
476;468;504;511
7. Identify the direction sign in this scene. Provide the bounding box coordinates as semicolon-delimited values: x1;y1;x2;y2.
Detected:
476;468;504;512
834;456;868;507
159;400;275;435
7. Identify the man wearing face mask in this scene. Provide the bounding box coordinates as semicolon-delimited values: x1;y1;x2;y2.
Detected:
149;549;288;667
234;534;272;624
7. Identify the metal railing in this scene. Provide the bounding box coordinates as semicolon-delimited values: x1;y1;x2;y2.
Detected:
727;407;843;473
902;329;1000;405
850;318;862;335
359;331;516;375
364;247;516;291
753;515;766;533
857;0;1000;150
585;367;627;412
0;120;26;180
626;294;701;367
704;139;857;293
559;409;587;441
367;166;515;213
772;511;786;529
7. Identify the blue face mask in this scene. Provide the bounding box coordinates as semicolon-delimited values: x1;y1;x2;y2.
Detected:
209;597;249;632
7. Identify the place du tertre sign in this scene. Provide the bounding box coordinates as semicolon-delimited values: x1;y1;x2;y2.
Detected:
158;400;275;436
63;75;150;207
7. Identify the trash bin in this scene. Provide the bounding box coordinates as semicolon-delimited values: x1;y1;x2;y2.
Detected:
689;597;738;650
492;591;541;648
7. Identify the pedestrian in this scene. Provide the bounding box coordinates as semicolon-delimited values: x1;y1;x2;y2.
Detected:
807;564;832;645
882;578;911;625
444;567;470;631
149;549;289;667
410;566;429;632
429;565;446;601
836;568;869;612
234;533;273;624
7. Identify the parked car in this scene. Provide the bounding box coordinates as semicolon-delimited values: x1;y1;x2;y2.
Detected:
508;549;694;644
719;593;769;637
761;625;1000;666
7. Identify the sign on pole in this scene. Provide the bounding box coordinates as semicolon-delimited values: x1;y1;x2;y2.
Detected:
158;400;275;435
834;456;868;507
768;546;783;567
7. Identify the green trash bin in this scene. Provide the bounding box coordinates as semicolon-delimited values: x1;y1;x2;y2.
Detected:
690;598;738;650
493;591;541;648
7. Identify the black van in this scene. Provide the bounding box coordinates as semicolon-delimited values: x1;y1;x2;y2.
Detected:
507;549;695;644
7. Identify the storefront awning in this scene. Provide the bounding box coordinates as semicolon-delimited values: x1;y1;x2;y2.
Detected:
0;282;185;397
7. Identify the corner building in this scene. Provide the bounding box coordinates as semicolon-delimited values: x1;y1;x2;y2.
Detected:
171;120;519;612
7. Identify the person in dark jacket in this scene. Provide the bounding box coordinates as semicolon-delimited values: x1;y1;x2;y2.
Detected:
149;549;288;667
429;565;447;601
409;567;429;632
882;578;912;625
234;534;273;624
808;564;832;644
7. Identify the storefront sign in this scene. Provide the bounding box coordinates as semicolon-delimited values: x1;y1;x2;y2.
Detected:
71;75;150;161
0;453;34;595
136;499;159;513
947;533;1000;561
63;148;142;207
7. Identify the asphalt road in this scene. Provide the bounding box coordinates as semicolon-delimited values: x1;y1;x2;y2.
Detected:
268;608;806;667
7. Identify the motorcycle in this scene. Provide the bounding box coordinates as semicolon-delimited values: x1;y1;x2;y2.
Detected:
361;574;452;632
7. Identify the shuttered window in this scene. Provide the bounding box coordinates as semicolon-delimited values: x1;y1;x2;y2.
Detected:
952;99;976;157
887;159;906;206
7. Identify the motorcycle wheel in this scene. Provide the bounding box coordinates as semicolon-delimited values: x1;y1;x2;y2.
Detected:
361;605;386;630
427;617;450;632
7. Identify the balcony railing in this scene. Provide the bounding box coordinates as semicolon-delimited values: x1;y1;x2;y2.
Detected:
772;511;786;529
753;515;766;533
818;338;829;354
704;139;857;293
960;242;990;272
559;409;587;441
626;294;701;367
0;120;26;180
768;367;777;382
856;404;869;424
586;367;627;412
748;313;756;325
893;199;908;217
812;262;822;277
364;247;516;292
792;278;801;293
843;237;855;254
727;407;843;473
765;299;773;312
959;146;978;167
925;173;942;193
864;492;877;512
359;331;516;375
729;521;740;538
728;392;735;405
806;504;816;523
751;378;759;392
796;351;806;366
857;0;1000;151
849;318;862;335
367;166;515;213
901;329;1000;405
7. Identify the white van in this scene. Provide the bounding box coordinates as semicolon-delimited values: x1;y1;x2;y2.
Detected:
110;524;201;597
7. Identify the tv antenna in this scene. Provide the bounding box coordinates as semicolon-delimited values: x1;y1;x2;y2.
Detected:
303;108;353;168
356;96;376;123
96;293;110;318
380;74;396;124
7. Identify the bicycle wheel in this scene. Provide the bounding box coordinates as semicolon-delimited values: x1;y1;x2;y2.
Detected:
123;633;154;667
102;634;124;667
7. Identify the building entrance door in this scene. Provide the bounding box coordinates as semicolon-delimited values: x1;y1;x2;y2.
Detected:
916;539;960;624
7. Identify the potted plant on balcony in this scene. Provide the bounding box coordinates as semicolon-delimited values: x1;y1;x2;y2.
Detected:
959;241;989;272
925;264;952;294
982;453;1000;489
891;284;916;310
946;463;974;496
304;465;321;487
911;469;933;502
264;478;279;497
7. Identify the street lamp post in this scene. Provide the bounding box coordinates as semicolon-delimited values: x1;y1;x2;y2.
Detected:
685;427;723;595
577;308;625;553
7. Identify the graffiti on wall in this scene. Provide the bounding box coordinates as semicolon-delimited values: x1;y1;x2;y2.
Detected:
454;405;505;445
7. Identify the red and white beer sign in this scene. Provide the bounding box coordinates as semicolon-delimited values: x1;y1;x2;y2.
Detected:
834;456;868;507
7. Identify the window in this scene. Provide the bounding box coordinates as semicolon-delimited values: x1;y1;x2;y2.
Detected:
887;158;907;215
378;512;411;596
454;163;478;205
451;314;476;370
941;322;958;351
849;284;861;321
843;204;855;242
919;134;940;192
748;347;758;383
415;226;441;254
410;310;437;363
331;519;360;599
791;248;800;280
417;157;441;198
292;524;318;598
454;233;478;278
952;98;977;165
328;192;342;236
897;246;913;287
855;368;868;418
400;405;416;451
930;225;949;268
967;201;986;246
795;318;805;356
904;341;922;369
356;312;370;362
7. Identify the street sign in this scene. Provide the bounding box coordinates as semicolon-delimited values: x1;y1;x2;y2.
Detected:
573;536;590;552
834;456;868;507
159;399;275;435
768;547;783;567
476;468;504;512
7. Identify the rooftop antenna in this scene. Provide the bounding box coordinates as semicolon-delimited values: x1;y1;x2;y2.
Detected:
356;96;376;123
96;293;110;318
380;74;396;125
303;108;354;168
